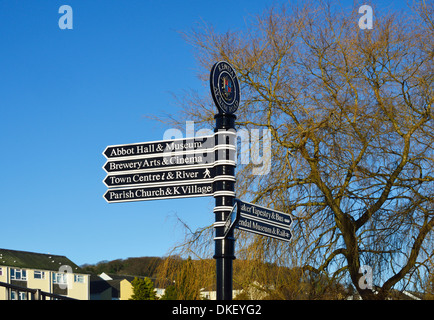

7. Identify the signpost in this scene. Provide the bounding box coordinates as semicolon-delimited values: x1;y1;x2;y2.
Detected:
211;61;239;301
102;61;293;301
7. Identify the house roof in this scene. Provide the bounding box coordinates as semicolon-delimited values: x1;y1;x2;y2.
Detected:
90;274;128;298
0;248;85;273
98;273;173;288
89;274;112;294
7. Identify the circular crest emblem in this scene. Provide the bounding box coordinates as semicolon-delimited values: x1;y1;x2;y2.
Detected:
210;61;240;114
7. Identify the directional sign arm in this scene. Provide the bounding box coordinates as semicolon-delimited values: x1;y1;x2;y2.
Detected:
236;216;292;242
234;199;293;242
103;167;215;188
103;182;213;203
223;201;240;238
103;135;215;159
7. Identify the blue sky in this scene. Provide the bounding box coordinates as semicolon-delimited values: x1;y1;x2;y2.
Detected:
0;0;405;266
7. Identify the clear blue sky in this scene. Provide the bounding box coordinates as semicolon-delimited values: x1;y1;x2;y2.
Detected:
0;0;405;266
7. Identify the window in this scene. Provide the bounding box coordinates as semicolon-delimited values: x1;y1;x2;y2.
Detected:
74;274;84;283
10;291;27;300
10;268;27;281
34;270;45;280
53;272;67;284
0;267;3;276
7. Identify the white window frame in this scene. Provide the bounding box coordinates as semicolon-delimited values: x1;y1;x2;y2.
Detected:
10;268;27;281
53;272;68;284
74;274;84;283
10;291;27;300
34;270;45;280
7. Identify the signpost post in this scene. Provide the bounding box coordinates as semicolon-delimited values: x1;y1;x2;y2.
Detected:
212;118;236;301
210;61;240;301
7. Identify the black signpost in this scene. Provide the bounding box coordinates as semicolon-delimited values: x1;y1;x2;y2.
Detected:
212;115;236;301
102;60;293;301
210;61;240;301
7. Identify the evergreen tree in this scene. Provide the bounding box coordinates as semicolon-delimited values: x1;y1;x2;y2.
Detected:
160;285;178;300
130;277;157;300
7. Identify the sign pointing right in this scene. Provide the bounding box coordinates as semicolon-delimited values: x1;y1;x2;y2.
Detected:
235;199;293;242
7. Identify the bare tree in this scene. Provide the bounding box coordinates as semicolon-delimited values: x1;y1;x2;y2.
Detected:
163;0;433;299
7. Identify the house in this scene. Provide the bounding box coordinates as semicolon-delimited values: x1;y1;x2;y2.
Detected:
345;285;424;300
0;248;90;300
90;272;128;300
89;274;114;300
90;272;166;300
200;283;243;300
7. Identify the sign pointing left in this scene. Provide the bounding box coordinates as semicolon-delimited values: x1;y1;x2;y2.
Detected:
103;151;214;174
103;135;214;159
104;166;214;188
103;181;213;203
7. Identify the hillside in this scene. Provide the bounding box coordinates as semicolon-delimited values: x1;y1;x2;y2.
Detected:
81;256;165;278
80;256;349;299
